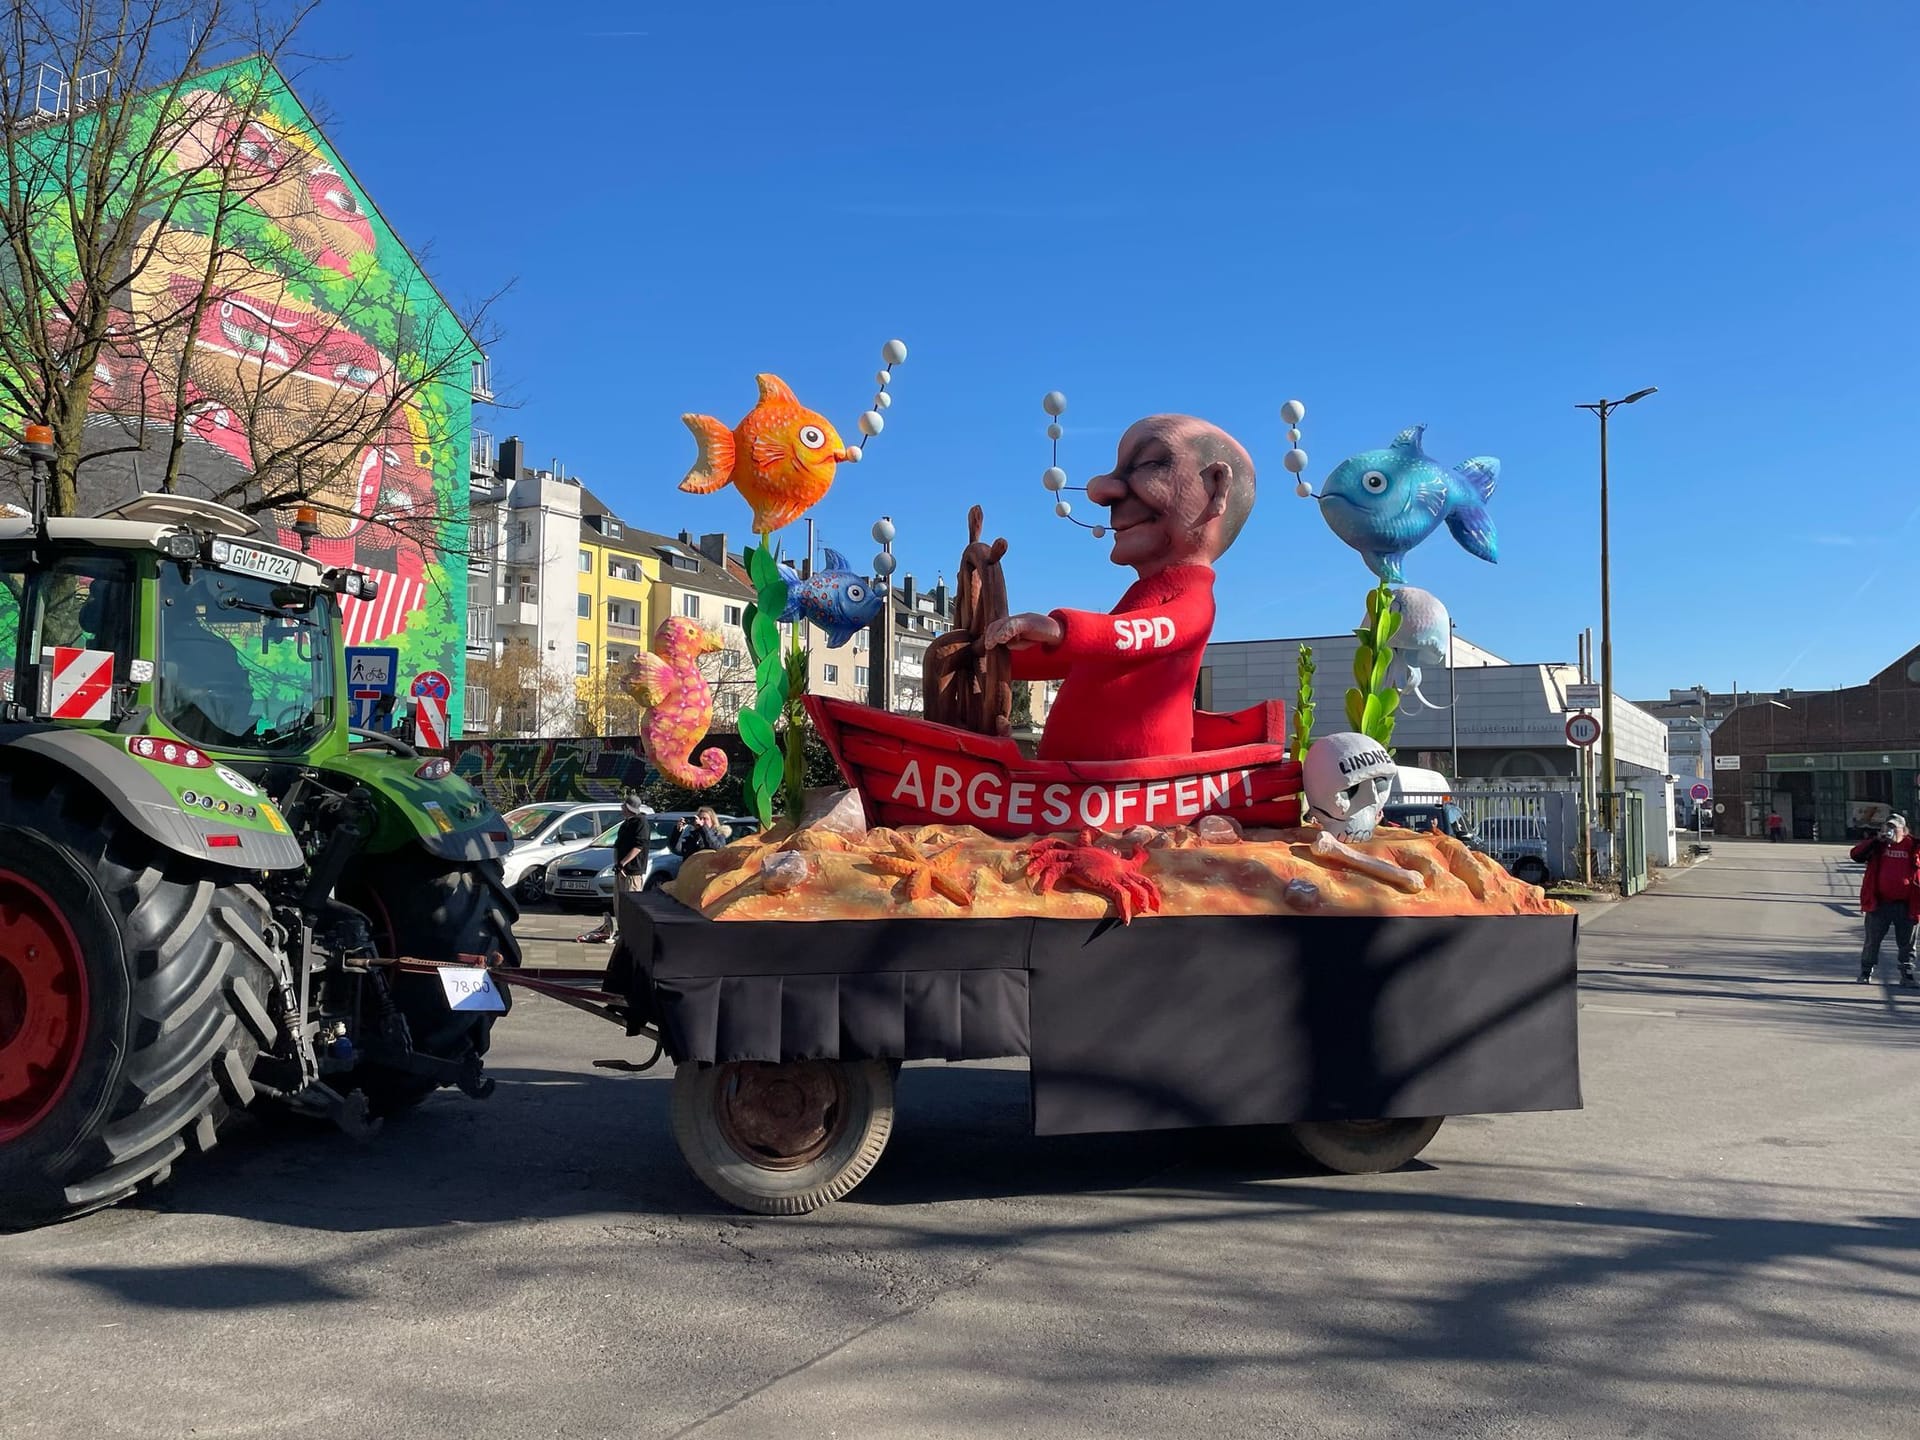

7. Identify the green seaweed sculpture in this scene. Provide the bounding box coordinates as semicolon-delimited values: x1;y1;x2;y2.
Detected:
1344;580;1401;752
1292;644;1316;763
735;541;792;827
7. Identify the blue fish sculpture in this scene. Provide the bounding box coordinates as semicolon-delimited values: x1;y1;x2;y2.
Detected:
778;547;885;647
1312;426;1499;582
1388;586;1451;711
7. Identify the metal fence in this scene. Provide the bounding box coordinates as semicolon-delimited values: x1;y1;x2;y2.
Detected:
1402;786;1580;884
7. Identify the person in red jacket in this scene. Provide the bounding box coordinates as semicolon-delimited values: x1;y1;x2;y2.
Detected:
983;415;1254;762
1849;813;1920;985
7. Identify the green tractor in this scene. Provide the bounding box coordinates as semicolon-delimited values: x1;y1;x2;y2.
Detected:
0;442;519;1229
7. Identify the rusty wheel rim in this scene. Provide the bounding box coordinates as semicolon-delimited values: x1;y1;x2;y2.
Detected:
0;868;90;1145
712;1061;851;1171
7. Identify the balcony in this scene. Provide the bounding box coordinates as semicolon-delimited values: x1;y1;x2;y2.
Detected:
501;600;540;629
471;357;494;405
607;622;645;644
470;430;496;477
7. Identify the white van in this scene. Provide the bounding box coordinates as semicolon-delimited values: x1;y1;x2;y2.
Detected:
1390;765;1452;800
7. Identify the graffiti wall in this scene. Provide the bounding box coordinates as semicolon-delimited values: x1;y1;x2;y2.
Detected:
11;58;472;725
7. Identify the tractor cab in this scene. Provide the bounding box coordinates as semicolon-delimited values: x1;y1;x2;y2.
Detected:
0;493;365;754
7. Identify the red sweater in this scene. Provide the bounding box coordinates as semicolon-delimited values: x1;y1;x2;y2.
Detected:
1013;565;1215;762
1850;835;1920;916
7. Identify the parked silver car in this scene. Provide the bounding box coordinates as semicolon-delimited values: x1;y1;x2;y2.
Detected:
545;813;760;908
499;801;629;903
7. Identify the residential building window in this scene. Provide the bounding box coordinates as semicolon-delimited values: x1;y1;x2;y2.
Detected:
855;665;869;688
724;604;743;626
577;592;591;619
853;629;867;652
467;606;493;643
609;558;640;582
464;685;491;731
468;520;493;562
606;520;623;539
578;548;592;573
682;593;701;619
575;642;591;675
823;663;840;684
513;520;530;546
517;580;537;604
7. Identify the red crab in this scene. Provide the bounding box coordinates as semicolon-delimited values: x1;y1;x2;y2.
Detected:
1021;828;1163;924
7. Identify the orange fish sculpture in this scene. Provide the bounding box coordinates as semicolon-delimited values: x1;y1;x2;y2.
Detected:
679;373;851;534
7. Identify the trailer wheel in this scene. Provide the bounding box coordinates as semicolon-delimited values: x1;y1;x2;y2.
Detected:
1288;1116;1444;1174
1513;857;1551;887
671;1059;894;1215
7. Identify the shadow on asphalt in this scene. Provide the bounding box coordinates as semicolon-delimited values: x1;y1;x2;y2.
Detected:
115;1064;1419;1245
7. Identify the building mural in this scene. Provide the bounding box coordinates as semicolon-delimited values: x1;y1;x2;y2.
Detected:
10;58;473;724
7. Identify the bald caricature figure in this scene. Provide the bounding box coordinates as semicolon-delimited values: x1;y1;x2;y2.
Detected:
984;415;1256;762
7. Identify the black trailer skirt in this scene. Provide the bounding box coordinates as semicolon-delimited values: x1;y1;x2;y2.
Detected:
614;892;1580;1136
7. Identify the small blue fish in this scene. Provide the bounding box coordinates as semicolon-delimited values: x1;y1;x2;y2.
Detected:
1388;586;1451;711
1312;426;1499;582
778;547;884;648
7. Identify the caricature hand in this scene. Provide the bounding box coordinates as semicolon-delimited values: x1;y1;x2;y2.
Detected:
984;612;1064;651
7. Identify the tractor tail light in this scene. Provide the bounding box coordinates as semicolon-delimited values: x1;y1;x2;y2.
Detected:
414;758;452;780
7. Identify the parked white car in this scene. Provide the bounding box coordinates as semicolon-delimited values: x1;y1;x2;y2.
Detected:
498;801;629;903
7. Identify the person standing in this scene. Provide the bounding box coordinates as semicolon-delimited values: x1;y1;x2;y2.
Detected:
1766;811;1784;843
1849;813;1920;985
578;795;653;944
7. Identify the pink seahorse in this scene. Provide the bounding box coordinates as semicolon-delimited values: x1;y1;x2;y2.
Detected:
624;616;728;790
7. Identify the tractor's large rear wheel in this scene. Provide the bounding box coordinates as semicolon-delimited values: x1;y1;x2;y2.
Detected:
0;769;277;1230
337;849;520;1116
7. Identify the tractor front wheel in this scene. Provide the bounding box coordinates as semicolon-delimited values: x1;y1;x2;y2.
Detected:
337;850;521;1116
0;769;277;1229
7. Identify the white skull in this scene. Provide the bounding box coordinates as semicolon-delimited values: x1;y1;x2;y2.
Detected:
1303;733;1397;841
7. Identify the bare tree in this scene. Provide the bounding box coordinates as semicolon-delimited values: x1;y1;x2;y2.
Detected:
464;639;578;739
0;0;500;563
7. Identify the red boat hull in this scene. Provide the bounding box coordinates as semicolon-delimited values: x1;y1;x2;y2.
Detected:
806;696;1303;838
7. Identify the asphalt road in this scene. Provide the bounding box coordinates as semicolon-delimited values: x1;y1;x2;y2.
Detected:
5;842;1919;1439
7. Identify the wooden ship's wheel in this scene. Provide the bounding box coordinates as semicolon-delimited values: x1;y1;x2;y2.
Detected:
921;505;1013;738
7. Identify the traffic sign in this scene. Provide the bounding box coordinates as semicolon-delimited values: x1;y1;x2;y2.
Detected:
1565;712;1602;747
1690;782;1710;801
345;646;399;730
410;669;451;701
414;694;446;750
1566;682;1602;708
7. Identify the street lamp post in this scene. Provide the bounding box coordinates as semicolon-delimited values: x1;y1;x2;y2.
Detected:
1576;386;1658;829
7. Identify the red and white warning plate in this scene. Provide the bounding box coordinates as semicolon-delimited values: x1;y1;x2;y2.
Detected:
38;646;114;721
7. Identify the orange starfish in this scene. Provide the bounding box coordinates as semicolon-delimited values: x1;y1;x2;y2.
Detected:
869;833;976;907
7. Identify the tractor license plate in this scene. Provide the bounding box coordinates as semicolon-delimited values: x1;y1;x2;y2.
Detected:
223;545;300;582
437;967;506;1013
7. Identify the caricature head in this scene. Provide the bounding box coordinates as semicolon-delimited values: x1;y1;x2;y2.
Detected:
1085;415;1255;577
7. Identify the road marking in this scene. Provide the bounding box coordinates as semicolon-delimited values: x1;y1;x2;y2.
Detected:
1581;1003;1679;1018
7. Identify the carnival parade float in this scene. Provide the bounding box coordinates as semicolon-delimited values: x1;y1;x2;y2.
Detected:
500;358;1581;1214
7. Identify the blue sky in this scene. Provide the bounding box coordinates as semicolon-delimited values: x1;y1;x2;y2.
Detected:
300;0;1918;698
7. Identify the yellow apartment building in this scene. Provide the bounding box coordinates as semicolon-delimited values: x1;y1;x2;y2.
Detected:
575;510;664;735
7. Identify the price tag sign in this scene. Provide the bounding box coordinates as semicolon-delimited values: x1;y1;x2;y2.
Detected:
436;966;506;1013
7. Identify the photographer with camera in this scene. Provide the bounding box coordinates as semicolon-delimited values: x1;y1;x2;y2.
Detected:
673;807;729;859
1849;813;1919;986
